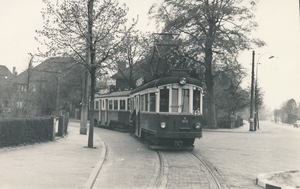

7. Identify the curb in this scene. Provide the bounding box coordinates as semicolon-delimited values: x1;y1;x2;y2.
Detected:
202;128;263;133
83;134;107;189
256;171;299;189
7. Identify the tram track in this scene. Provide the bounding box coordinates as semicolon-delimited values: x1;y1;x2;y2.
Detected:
189;152;226;189
150;150;168;189
150;150;227;189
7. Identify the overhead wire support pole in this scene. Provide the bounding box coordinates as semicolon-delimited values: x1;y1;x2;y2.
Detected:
254;53;274;131
250;50;255;131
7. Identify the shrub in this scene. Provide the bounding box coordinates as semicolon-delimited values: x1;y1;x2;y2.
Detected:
0;117;54;148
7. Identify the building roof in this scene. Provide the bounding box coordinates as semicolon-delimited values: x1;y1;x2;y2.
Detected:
12;57;76;84
95;90;131;98
111;59;153;82
0;65;13;79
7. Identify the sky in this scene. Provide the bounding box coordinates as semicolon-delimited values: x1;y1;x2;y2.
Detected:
0;0;299;111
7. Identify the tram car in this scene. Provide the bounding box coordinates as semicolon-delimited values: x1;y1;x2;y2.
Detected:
93;69;204;150
93;90;131;132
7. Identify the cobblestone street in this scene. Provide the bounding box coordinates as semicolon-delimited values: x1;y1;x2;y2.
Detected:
197;121;300;189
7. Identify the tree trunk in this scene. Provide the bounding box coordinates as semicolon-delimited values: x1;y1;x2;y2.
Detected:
88;66;96;148
204;33;217;129
80;70;88;135
205;65;217;129
87;0;95;148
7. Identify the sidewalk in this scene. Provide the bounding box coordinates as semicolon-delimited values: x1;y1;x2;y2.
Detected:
0;120;105;189
203;122;263;133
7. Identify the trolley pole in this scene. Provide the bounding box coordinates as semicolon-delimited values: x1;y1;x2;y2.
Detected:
249;50;255;131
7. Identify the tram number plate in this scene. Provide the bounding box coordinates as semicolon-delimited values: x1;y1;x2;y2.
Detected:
182;119;188;123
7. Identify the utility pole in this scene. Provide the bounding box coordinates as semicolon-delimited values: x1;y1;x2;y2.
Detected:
23;53;34;116
250;50;255;131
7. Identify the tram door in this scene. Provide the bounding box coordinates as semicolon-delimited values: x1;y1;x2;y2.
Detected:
135;95;140;136
99;100;102;124
105;99;108;125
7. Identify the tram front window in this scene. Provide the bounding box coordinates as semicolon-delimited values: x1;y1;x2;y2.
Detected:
181;89;189;113
193;90;200;113
172;89;178;112
160;88;169;112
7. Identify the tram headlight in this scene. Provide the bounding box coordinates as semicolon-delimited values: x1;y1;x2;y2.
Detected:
195;122;201;129
160;122;166;129
179;77;187;85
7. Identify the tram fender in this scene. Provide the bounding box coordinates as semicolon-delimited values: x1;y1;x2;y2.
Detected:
155;131;202;138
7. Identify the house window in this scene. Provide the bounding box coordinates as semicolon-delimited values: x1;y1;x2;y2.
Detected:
32;84;36;92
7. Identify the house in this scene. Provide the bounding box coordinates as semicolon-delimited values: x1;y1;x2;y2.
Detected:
11;57;84;117
111;60;158;91
0;65;15;109
0;65;14;81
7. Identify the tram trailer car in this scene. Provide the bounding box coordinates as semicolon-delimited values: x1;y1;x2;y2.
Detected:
93;69;204;150
93;91;131;132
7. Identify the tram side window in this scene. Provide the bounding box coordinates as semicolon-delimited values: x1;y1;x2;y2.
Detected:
145;94;148;111
109;100;112;110
141;95;144;111
95;101;99;110
127;99;131;111
120;100;126;110
149;93;156;112
193;90;200;112
160;88;169;112
114;100;118;110
171;89;178;112
181;89;189;113
132;98;135;111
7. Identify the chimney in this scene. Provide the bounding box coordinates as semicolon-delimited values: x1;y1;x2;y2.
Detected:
13;67;17;75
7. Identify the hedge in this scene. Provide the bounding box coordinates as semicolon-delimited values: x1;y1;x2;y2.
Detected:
0;117;55;148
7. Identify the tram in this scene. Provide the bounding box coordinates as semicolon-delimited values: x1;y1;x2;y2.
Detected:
93;69;204;150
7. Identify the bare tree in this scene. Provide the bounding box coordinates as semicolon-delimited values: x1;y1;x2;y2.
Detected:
36;0;136;147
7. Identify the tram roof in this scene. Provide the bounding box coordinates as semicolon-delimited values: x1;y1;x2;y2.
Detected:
96;90;131;98
130;76;202;95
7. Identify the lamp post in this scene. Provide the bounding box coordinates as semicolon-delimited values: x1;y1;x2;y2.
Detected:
254;53;274;130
